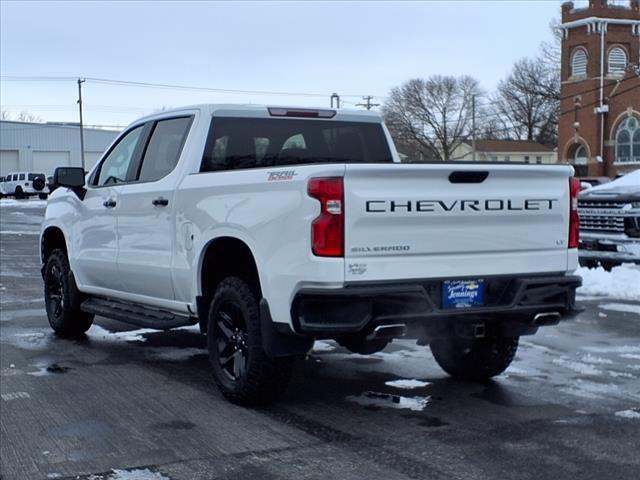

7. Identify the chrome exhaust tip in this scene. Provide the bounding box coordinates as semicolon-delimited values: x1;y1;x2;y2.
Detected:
533;312;561;326
367;324;407;340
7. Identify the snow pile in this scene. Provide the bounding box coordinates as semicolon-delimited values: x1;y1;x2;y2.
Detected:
576;265;640;301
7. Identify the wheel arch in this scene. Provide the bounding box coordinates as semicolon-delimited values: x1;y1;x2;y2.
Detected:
197;236;262;333
41;226;68;263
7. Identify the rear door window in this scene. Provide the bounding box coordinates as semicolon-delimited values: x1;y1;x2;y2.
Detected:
19;173;25;180
137;117;192;183
201;117;392;172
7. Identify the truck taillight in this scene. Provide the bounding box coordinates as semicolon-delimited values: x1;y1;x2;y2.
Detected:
569;177;580;249
308;177;344;257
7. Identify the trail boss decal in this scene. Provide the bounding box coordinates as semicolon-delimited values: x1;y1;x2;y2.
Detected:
268;170;297;181
365;199;558;213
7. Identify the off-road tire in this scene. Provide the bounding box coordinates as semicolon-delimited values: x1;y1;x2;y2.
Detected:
44;249;94;336
207;276;294;406
14;186;24;199
430;336;519;380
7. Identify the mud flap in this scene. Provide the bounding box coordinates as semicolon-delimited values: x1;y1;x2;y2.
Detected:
260;299;313;358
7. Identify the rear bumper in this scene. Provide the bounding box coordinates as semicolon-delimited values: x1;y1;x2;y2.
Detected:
291;274;582;337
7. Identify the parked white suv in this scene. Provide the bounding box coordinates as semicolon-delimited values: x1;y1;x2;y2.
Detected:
40;105;581;405
1;171;47;198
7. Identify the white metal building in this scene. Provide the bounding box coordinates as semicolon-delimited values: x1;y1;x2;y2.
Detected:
0;121;121;176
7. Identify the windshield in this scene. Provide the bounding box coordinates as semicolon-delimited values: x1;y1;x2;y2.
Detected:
201;117;392;172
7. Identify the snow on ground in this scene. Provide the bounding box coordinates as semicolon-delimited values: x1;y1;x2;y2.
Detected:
552;357;602;376
147;347;206;361
313;340;337;352
346;391;431;411
614;409;640;420
0;230;40;235
581;354;613;365
385;379;431;389
87;325;156;343
0;199;47;209
599;303;640;315
559;380;625;400
576;265;640;301
86;468;170;480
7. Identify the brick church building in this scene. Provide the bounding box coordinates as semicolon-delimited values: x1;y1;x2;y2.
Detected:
558;0;639;177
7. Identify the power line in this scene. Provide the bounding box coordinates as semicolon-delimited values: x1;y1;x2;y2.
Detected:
0;75;370;99
559;81;639;117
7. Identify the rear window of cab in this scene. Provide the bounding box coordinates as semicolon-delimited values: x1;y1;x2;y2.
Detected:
200;117;392;172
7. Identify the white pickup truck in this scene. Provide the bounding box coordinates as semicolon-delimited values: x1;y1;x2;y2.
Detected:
41;105;581;405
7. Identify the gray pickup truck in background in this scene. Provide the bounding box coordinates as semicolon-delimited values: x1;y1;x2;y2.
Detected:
578;170;640;269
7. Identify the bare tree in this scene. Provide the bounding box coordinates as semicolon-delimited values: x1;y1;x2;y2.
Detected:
6;111;44;123
383;75;482;161
486;18;561;147
490;57;559;147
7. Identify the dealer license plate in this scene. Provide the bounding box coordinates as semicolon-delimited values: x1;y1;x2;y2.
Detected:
442;280;485;309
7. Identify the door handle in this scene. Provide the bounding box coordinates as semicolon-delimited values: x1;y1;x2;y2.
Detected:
152;197;169;207
103;199;116;208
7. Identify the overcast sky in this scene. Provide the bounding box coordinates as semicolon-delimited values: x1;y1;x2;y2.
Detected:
1;0;565;129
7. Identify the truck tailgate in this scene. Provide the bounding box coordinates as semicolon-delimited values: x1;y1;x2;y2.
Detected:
344;163;573;282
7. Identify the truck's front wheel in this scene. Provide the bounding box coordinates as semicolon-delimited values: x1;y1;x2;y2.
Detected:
207;277;293;405
44;249;94;336
430;336;518;380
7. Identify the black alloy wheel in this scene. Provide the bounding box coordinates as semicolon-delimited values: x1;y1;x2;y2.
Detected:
46;263;65;318
214;300;249;381
207;276;294;405
43;249;94;336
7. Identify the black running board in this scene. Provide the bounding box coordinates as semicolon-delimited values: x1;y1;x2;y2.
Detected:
81;297;197;330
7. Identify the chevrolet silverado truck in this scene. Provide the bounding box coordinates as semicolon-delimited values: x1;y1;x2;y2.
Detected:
41;105;581;405
578;169;640;269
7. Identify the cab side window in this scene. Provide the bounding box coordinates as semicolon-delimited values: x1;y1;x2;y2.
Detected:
94;126;143;186
137;117;192;183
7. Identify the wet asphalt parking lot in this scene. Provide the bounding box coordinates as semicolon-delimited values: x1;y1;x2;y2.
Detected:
1;199;639;480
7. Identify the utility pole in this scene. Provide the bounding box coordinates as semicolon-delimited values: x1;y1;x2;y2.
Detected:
471;95;477;161
356;96;380;111
77;78;86;172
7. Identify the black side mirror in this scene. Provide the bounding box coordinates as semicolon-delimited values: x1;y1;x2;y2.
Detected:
53;167;85;189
